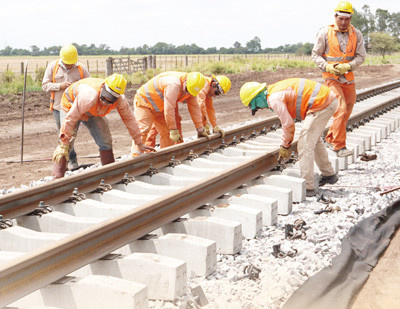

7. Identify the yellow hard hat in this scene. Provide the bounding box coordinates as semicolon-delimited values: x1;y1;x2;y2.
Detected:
212;74;231;94
105;73;127;95
335;1;354;14
240;82;267;107
60;44;78;65
186;72;206;96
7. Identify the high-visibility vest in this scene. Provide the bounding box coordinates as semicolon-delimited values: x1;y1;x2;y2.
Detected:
61;78;117;119
136;71;191;111
267;78;331;120
49;60;84;111
322;24;357;81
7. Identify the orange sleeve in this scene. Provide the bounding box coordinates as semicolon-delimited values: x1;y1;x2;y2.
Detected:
116;95;142;145
205;98;217;127
186;96;203;129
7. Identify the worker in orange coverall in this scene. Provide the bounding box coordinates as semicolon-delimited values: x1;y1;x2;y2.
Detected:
240;78;339;197
143;74;231;147
52;73;154;178
42;44;90;169
312;0;366;157
131;71;209;155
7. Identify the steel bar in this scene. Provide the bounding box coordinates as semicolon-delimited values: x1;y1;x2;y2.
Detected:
0;150;278;307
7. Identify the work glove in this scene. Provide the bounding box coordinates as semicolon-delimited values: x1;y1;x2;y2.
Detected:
137;143;156;153
213;126;225;138
204;123;211;135
197;128;210;140
169;129;183;143
325;63;340;76
336;63;351;75
52;144;69;163
278;145;291;162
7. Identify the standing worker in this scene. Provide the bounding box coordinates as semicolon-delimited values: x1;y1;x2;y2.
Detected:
312;0;366;157
144;74;231;147
240;78;339;197
42;44;90;169
132;71;209;154
197;74;231;138
52;73;155;178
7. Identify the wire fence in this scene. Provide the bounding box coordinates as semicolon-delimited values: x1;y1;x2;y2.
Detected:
0;54;313;76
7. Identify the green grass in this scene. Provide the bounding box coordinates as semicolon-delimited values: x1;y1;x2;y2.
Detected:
2;53;400;95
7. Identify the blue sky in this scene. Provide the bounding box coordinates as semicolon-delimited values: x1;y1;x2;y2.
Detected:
1;0;400;51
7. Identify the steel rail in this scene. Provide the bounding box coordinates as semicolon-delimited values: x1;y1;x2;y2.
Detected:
1;81;400;306
0;150;278;307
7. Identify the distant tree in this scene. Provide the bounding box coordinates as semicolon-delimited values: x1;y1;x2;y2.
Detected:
0;46;13;56
375;9;390;32
246;36;262;53
30;45;41;56
370;32;399;59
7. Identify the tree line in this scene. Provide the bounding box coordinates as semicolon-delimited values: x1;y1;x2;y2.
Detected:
0;5;399;58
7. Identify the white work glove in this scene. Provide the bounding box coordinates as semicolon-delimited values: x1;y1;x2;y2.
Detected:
170;129;183;143
213;126;225;138
137;143;156;153
325;63;340;75
52;144;69;163
336;63;351;75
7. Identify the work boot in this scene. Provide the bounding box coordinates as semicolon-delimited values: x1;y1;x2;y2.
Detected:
53;157;67;178
319;174;339;187
69;159;79;170
100;149;115;165
68;149;79;170
306;189;318;197
336;147;353;157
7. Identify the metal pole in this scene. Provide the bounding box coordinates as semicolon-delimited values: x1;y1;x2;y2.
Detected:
20;60;28;164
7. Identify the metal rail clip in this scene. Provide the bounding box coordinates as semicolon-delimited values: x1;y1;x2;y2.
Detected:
314;205;341;215
187;150;199;161
272;244;298;258
91;179;112;194
63;187;86;204
285;219;307;240
117;173;135;185
0;215;13;229
143;164;158;176
232;263;262;282
167;156;181;167
28;201;53;217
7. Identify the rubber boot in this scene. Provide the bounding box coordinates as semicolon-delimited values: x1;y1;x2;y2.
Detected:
100;149;115;165
53;157;67;178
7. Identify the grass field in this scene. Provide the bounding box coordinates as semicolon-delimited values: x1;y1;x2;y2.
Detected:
0;54;313;76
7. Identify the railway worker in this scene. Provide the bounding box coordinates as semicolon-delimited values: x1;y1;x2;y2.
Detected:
240;78;339;197
42;44;90;169
312;0;366;157
52;73;155;178
197;74;231;138
131;71;209;155
143;74;232;148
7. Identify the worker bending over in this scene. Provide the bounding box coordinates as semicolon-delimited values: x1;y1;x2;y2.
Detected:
144;74;231;147
52;73;154;178
240;78;339;197
132;71;208;154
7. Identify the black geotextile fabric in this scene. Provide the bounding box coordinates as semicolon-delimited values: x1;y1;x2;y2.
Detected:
283;198;400;309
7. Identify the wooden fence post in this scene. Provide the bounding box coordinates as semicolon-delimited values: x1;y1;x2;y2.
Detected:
143;57;148;72
106;57;113;76
20;62;24;75
153;55;157;69
185;55;188;67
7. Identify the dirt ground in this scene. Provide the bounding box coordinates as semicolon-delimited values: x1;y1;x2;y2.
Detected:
1;64;400;306
2;64;400;190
